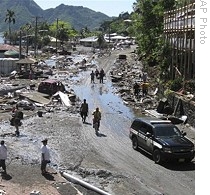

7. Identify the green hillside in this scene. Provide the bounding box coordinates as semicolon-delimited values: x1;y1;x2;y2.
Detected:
0;0;111;32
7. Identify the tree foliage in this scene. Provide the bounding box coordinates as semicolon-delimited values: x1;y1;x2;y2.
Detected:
50;20;78;41
4;9;16;44
99;12;132;36
130;0;176;76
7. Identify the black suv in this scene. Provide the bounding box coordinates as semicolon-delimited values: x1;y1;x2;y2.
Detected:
129;117;195;164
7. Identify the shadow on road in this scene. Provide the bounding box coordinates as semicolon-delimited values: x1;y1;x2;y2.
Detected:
1;172;12;180
161;161;195;171
96;132;107;137
42;172;55;181
136;149;195;171
84;122;92;125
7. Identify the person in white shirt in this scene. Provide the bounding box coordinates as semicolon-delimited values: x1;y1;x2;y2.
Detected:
0;140;7;174
41;138;50;174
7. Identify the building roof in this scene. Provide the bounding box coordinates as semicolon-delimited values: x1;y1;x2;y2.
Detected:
110;35;127;40
16;57;37;64
79;36;98;42
0;44;19;51
4;50;19;56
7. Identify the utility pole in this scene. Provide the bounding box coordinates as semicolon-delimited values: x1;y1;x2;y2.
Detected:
26;35;29;56
26;23;31;57
19;30;22;60
109;25;111;44
34;17;38;58
33;16;42;58
56;18;58;54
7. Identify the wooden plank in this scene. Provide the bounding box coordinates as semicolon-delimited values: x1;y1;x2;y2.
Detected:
20;92;51;105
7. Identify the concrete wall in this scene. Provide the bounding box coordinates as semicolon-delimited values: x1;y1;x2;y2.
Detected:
0;58;19;75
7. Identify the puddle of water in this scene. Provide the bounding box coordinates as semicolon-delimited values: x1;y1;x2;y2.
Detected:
44;53;90;67
43;56;143;126
72;78;134;121
99;91;133;117
0;32;4;44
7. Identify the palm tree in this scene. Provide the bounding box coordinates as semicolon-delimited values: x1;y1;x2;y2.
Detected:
5;9;16;45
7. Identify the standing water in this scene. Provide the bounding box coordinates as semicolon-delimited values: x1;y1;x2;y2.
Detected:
0;32;4;44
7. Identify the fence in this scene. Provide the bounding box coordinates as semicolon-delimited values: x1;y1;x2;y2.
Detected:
163;0;195;80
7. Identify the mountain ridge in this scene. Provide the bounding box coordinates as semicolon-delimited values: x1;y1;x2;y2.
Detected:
0;0;112;32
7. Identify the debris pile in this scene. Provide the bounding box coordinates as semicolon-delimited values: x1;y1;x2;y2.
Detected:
109;53;159;113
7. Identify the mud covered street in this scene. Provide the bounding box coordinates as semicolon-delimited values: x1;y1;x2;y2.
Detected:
0;46;195;195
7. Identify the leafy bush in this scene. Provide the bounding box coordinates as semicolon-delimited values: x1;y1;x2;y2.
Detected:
168;78;183;91
184;80;195;94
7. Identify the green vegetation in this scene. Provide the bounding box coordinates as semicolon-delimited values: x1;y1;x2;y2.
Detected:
1;0;194;94
98;0;194;93
4;9;16;44
0;0;111;32
129;0;175;73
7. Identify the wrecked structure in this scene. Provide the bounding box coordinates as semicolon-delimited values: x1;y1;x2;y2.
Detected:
163;0;195;80
109;49;195;127
0;58;19;76
0;51;92;123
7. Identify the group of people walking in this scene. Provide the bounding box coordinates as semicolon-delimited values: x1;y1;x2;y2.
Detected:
133;72;149;98
40;98;102;175
90;68;105;83
1;60;150;176
80;99;101;129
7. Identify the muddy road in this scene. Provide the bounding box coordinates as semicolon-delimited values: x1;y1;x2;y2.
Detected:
69;49;195;195
0;47;195;195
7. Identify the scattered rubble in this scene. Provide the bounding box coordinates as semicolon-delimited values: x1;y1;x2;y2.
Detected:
109;52;159;114
0;46;195;194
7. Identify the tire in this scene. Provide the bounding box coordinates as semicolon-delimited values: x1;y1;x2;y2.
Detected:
153;149;162;164
132;137;138;150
